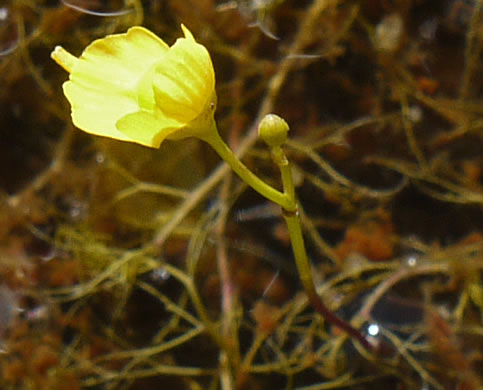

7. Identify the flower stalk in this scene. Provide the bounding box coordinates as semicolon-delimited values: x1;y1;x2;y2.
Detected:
257;115;373;351
199;123;295;212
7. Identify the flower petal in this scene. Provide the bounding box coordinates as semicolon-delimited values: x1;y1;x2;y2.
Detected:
71;26;169;93
63;81;138;142
51;46;78;73
152;27;215;123
116;111;182;147
181;24;195;40
62;27;169;141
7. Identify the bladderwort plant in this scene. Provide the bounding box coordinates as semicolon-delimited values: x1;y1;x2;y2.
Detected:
51;25;374;352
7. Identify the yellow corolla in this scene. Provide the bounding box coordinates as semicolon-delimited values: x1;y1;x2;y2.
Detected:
51;25;216;148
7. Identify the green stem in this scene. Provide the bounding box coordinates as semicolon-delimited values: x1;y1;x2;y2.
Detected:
200;123;295;212
273;146;295;203
282;210;315;295
283;210;373;351
274;147;373;352
272;146;317;300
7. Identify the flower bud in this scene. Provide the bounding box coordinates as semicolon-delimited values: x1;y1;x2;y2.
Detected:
258;114;290;148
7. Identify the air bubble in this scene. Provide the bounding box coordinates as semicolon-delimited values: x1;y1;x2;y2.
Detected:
402;252;421;267
367;323;380;336
0;7;8;21
69;200;87;220
0;7;19;57
374;13;404;52
0;285;20;352
408;105;423;123
150;267;170;283
61;0;134;17
95;152;105;164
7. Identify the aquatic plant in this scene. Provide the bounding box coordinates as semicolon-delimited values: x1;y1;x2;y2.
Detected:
52;22;374;351
1;1;481;389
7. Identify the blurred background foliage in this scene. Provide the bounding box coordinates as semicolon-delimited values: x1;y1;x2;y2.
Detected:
0;0;482;389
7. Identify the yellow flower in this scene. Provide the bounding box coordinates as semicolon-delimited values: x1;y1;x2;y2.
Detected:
51;25;216;148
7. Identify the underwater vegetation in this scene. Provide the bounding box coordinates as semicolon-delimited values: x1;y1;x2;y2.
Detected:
0;0;482;389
